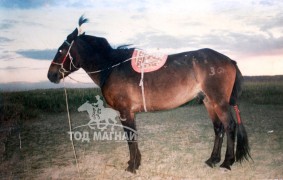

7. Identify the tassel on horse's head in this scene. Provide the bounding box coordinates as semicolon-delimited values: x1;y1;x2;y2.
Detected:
78;15;89;35
66;15;88;42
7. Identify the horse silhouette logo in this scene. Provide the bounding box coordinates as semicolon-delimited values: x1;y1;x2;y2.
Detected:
76;96;126;131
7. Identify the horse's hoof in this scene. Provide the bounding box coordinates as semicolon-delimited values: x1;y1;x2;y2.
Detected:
125;166;136;174
205;159;215;168
220;163;231;170
205;157;220;168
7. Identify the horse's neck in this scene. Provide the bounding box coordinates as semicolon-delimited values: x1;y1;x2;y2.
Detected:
82;48;134;87
78;35;134;86
86;48;134;67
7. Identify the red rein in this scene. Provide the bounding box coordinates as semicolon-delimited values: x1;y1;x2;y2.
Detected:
233;105;242;124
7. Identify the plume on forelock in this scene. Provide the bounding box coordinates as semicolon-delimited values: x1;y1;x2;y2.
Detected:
79;15;89;26
78;15;89;35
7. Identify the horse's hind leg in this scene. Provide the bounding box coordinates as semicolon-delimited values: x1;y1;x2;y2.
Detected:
204;99;224;167
213;102;236;170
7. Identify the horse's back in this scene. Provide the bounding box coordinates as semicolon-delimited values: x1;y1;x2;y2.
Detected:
168;48;232;64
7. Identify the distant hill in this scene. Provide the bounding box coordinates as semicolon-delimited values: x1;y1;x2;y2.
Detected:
244;75;283;82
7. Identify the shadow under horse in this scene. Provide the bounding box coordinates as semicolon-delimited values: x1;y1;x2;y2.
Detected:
47;16;251;173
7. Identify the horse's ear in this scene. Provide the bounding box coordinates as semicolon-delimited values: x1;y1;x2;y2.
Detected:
67;28;78;42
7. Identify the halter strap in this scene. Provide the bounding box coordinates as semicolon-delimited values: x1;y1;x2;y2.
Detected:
64;40;71;46
51;40;78;72
62;41;74;64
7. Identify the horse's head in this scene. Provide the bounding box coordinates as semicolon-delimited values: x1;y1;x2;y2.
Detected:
78;100;91;112
47;16;88;83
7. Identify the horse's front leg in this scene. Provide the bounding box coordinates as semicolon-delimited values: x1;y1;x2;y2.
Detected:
120;113;141;173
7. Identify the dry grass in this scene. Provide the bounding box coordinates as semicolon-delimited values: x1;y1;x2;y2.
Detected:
1;102;282;179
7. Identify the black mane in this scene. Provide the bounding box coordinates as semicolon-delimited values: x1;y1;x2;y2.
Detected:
80;35;112;54
117;44;133;49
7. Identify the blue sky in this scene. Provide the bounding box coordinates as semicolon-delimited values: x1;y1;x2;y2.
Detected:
0;0;283;90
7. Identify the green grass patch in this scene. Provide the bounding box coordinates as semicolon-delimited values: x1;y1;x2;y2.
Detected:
0;88;102;120
0;81;282;121
241;81;283;105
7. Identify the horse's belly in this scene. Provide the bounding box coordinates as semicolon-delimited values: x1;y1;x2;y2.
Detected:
145;80;200;111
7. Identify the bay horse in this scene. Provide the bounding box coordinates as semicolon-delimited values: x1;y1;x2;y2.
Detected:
47;16;251;173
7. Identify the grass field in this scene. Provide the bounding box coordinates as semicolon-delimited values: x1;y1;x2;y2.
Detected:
0;80;283;179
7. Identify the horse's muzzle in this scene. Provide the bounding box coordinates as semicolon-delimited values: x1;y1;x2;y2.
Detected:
47;72;60;84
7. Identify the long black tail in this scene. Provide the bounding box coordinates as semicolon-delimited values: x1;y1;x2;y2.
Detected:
236;120;251;162
230;60;251;162
229;60;243;106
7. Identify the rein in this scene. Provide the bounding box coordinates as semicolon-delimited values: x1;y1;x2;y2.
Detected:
86;58;132;74
59;72;81;177
51;40;81;176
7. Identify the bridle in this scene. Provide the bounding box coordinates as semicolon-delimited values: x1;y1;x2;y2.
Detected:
51;40;79;73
